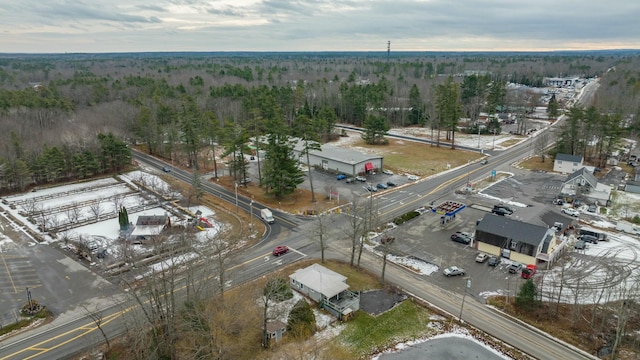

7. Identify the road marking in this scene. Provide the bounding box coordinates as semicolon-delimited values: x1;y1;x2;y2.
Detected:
0;252;17;293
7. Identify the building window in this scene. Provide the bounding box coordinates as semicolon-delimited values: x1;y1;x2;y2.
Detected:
557;160;562;164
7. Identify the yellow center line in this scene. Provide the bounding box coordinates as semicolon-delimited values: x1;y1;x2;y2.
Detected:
0;252;17;293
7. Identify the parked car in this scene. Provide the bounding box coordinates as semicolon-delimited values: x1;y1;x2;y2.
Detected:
443;266;465;277
365;185;378;192
521;264;537;279
588;204;597;213
562;207;580;217
574;240;587;250
346;177;355;183
386;180;397;187
162;166;171;173
272;245;289;256
475;253;489;263
336;174;347;180
492;207;511;216
493;204;514;214
487;256;502;267
240;177;252;184
579;234;598;244
382;169;394;175
376;183;388;190
407;174;419;181
508;263;523;274
451;231;472;245
356;175;367;182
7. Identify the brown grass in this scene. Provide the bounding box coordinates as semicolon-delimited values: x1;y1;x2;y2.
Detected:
351;138;481;176
518;156;555;172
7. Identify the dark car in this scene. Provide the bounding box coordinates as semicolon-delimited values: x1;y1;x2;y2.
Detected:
493;204;514;214
336;174;347;180
272;245;289;256
487;256;502;267
508;263;523;274
579;235;598;244
574;240;587;250
492;207;511;216
386;180;397;187
376;183;388;190
451;231;472;245
162;166;171;173
588;204;597;213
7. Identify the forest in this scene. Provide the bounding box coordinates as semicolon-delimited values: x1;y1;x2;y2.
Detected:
1;51;639;194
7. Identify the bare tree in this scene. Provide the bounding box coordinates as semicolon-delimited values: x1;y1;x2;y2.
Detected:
65;202;81;224
89;200;103;221
345;196;365;267
534;131;550;162
81;304;111;350
313;211;334;263
112;194;125;214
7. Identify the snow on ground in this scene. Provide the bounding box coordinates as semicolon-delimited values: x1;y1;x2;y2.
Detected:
362;232;440;275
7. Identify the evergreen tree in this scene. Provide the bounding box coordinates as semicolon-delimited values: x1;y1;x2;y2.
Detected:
361;114;390;145
287;299;316;340
262;116;304;198
547;94;560;119
515;279;538;311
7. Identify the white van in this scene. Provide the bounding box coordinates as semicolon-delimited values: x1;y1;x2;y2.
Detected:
261;208;275;224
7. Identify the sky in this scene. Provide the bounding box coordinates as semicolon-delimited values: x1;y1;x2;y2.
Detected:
1;0;640;53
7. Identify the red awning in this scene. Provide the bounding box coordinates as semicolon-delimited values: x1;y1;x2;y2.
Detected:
365;162;373;171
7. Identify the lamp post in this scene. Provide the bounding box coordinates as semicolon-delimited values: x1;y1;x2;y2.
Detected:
492;128;497;150
249;200;254;232
459;278;471;322
234;182;238;214
505;276;510;304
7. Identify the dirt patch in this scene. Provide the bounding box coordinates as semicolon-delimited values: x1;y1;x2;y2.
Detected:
360;288;408;316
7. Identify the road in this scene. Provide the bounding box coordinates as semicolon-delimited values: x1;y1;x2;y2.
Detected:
0;82;600;359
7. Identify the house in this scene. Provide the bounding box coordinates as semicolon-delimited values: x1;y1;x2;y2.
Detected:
291;139;383;177
474;214;558;267
560;168;611;205
265;320;287;342
289;264;359;320
553;153;584;174
625;180;640;194
129;214;170;242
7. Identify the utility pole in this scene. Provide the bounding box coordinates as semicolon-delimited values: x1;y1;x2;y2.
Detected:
459;278;471;322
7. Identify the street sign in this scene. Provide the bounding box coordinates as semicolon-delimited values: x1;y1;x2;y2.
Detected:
491;170;496;177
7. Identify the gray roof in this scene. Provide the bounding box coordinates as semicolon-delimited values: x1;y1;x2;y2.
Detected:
555;153;583;163
477;214;551;246
289;263;349;298
292;139;382;165
565;167;598;187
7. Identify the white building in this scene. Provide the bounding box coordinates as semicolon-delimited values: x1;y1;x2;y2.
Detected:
553;153;584;174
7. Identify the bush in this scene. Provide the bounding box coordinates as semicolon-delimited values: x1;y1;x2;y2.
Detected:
393;211;420;225
287;299;316;340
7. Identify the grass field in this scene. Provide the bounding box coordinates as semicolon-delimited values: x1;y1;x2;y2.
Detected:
518;155;555;172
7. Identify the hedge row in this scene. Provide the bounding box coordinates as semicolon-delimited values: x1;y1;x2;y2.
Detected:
393;210;421;225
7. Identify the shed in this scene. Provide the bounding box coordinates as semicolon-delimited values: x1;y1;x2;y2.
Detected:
291;139;383;177
265;320;287;342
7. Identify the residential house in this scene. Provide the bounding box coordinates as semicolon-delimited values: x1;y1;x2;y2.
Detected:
289;263;359;320
560;168;611;205
475;214;558;267
129;214;170;242
553;153;584;174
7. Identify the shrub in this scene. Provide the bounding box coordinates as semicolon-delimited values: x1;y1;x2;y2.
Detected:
287;299;316;340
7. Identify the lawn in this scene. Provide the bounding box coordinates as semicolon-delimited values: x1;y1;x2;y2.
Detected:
335;300;432;358
518;155;555;172
354;138;481;176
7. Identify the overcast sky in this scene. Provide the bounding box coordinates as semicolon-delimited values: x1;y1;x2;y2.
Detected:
1;0;639;53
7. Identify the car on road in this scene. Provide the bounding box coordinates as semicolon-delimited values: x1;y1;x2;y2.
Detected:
386;180;397;187
365;185;378;192
588;204;597;213
562;207;580;217
407;174;419;181
382;169;394;175
356;175;367;182
475;253;489;263
492;207;511;216
162;166;171;173
480;159;488;165
336;174;347;180
487;256;502;267
272;245;289;256
443;266;465;277
508;263;523;274
376;183;388;190
451;231;472;245
574;240;587;250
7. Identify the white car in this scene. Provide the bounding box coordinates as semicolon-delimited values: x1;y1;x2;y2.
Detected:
443;266;465;277
355;175;367;182
382;169;394;175
562;207;580;217
407;174;419;181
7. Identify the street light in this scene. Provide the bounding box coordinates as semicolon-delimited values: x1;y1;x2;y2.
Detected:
459;278;471;322
249;200;254;232
234;182;238;214
505;276;510;304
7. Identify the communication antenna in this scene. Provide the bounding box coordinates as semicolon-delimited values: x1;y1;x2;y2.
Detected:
387;41;390;62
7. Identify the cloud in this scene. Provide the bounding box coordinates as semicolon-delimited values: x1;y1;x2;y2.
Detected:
1;0;639;53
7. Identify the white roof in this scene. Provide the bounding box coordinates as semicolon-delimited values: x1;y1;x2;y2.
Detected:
289;263;349;298
130;225;164;237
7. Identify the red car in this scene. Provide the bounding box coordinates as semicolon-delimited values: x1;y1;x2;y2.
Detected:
521;264;537;279
272;246;289;256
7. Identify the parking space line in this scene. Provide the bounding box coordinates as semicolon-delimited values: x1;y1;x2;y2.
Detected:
0;252;18;293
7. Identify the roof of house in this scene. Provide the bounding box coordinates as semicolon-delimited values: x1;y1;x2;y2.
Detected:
289;263;349;298
136;215;168;225
291;139;382;165
266;320;286;332
565;167;598;187
477;214;552;246
555;153;583;163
